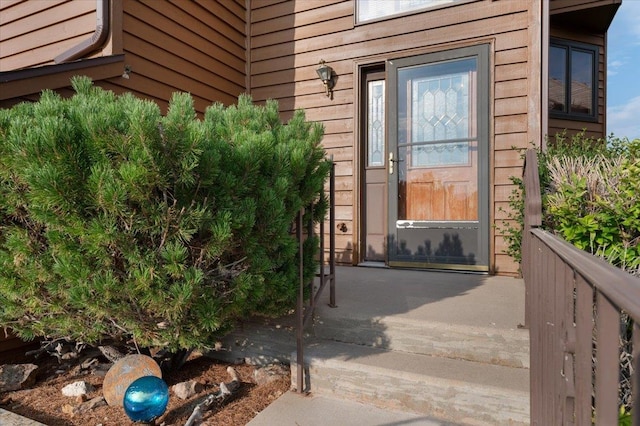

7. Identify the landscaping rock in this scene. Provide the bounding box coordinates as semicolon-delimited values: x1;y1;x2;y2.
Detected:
61;404;76;416
102;354;162;407
62;381;94;397
172;380;203;400
77;396;107;413
0;363;38;392
253;363;288;386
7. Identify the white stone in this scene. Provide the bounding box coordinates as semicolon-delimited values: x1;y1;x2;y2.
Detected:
61;381;94;397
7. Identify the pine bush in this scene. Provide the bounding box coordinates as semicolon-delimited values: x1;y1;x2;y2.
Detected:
0;77;330;353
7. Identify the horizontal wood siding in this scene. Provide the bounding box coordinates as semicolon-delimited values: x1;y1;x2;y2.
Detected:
99;0;247;115
550;0;618;14
2;1;246;115
548;24;606;140
0;0;96;71
0;329;37;361
249;0;534;275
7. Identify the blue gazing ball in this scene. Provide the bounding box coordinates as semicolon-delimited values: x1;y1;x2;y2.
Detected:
123;375;169;423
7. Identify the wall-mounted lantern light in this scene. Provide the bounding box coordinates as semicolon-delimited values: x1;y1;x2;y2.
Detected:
316;60;335;99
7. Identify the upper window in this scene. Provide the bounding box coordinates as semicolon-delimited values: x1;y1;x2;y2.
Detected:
356;0;458;23
549;39;598;121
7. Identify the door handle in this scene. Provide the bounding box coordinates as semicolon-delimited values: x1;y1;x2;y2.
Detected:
389;152;403;175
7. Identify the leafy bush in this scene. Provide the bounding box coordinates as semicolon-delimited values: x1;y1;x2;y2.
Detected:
0;77;330;353
499;130;620;265
545;153;640;271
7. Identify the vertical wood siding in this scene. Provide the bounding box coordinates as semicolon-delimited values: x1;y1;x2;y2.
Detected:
0;0;96;71
101;0;247;115
249;0;533;275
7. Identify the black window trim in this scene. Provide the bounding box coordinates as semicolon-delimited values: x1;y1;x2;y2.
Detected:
549;37;598;123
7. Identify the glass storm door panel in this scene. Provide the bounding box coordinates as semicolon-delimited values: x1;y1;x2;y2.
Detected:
387;45;489;271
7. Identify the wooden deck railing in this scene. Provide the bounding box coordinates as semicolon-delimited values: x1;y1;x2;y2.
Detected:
295;159;336;393
522;148;640;425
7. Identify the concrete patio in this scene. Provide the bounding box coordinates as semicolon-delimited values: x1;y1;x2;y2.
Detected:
211;265;530;425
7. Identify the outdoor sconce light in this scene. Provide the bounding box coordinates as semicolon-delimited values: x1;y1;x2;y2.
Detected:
316;60;335;99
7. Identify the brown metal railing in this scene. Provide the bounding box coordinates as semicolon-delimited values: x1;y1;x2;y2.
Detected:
523;148;640;425
295;159;336;393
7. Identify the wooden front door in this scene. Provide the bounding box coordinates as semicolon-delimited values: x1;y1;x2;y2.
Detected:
387;45;490;271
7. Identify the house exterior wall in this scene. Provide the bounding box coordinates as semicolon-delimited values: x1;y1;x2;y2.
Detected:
0;329;39;361
248;0;541;275
547;26;606;140
0;0;96;71
546;0;619;140
0;0;247;115
100;0;247;114
0;0;618;278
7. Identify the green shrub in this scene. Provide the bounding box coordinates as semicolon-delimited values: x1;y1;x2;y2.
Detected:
546;153;640;271
0;77;330;354
499;130;616;265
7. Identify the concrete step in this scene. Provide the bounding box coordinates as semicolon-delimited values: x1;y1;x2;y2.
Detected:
209;312;530;370
247;392;455;426
292;340;530;426
208;316;298;366
314;315;530;369
0;408;46;426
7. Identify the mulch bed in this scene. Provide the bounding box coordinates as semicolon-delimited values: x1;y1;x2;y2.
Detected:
0;347;289;426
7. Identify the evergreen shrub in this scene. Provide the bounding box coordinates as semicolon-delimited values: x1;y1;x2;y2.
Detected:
0;77;330;353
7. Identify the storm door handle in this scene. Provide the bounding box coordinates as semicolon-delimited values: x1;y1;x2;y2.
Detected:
388;152;403;175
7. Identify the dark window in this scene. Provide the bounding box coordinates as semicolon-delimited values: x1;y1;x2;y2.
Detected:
549;39;597;121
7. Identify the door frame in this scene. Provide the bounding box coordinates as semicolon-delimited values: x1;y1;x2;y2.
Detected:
357;64;387;265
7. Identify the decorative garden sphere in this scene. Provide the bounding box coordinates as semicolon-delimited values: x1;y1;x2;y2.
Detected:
123;375;169;423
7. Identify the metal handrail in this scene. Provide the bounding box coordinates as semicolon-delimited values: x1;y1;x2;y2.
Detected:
295;160;336;393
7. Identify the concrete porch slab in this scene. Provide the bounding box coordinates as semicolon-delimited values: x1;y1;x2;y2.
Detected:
314;266;525;330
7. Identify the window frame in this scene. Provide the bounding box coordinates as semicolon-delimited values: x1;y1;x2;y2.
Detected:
549;38;599;122
354;0;473;25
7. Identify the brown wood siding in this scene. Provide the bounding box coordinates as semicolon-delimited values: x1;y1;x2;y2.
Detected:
0;0;96;71
0;55;125;105
90;0;247;115
249;0;534;275
0;329;37;361
548;25;606;140
550;0;618;14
